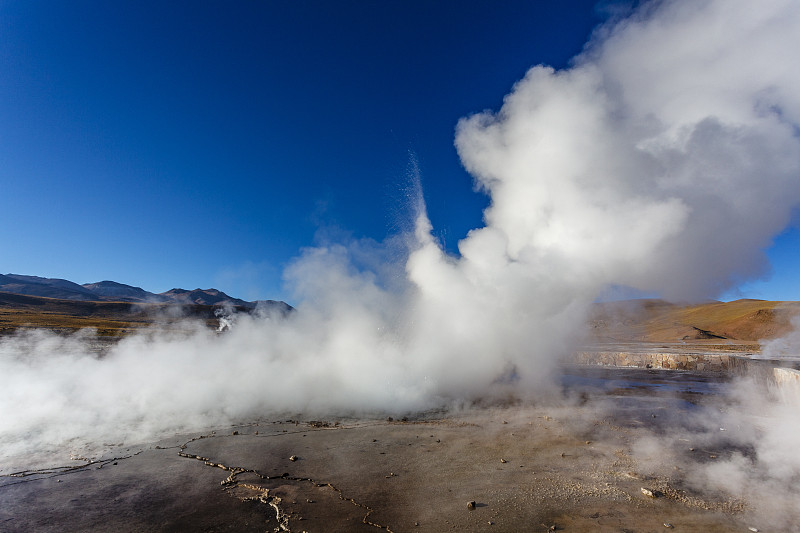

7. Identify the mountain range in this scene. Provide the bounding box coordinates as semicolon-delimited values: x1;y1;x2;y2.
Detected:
0;273;288;310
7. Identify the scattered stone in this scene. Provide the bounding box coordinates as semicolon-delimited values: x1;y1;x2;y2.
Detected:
503;420;508;424
641;487;656;498
56;479;62;483
664;523;674;528
467;501;476;510
306;499;315;503
386;417;393;422
372;439;377;442
401;416;408;422
585;441;592;445
500;458;507;463
748;528;759;532
414;522;419;527
232;431;239;435
289;455;298;462
488;521;494;525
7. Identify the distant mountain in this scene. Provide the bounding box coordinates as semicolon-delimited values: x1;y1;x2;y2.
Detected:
81;281;167;302
1;273;290;312
0;274;99;301
161;288;251;307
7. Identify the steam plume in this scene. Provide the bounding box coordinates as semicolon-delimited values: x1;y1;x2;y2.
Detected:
2;0;800;469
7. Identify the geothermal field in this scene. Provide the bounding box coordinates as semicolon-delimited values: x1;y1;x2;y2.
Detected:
1;298;800;532
4;0;800;531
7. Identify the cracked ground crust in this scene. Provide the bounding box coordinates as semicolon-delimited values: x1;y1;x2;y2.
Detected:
1;407;761;533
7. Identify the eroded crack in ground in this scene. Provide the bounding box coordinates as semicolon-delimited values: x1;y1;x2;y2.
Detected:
0;451;143;487
177;427;396;533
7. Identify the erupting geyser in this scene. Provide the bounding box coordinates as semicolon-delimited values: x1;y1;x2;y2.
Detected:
2;1;800;511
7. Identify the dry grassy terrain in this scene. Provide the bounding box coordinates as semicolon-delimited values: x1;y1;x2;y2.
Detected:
590;298;800;345
0;291;224;336
3;291;798;349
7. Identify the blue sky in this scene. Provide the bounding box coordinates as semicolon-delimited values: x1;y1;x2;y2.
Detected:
1;1;797;303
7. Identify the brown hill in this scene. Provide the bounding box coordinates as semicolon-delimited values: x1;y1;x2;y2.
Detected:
589;298;800;344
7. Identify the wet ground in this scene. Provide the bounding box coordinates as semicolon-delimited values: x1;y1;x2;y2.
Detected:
0;367;784;532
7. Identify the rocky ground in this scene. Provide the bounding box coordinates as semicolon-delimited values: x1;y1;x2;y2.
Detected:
1;367;777;533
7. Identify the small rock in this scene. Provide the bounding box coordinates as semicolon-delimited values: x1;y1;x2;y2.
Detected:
414;522;419;526
372;439;377;442
641;487;656;498
386;417;393;422
664;523;673;529
467;501;476;510
500;458;507;463
488;521;494;525
748;528;759;532
232;431;239;435
289;455;298;461
503;420;508;424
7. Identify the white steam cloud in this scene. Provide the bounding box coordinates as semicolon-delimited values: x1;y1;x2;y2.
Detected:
3;0;800;470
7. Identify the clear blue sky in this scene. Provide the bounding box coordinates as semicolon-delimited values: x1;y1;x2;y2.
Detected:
1;1;797;303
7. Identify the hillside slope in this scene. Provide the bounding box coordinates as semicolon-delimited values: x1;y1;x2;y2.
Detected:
589;299;800;343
